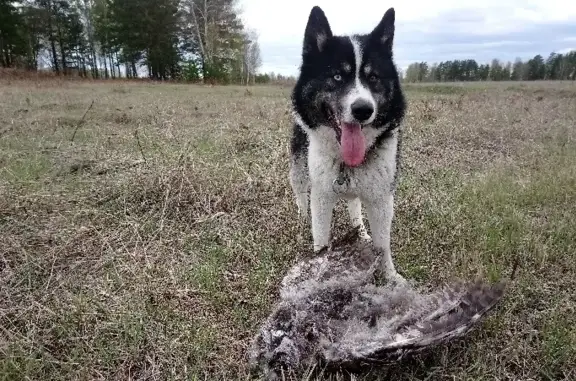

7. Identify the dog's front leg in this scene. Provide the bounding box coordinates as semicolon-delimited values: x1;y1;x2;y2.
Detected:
289;155;310;221
347;198;371;241
365;194;405;283
310;185;337;252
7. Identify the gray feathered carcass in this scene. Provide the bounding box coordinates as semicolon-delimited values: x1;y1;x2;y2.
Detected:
248;229;509;379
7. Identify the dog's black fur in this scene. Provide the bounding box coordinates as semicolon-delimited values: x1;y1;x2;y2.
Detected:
290;6;407;162
288;6;409;277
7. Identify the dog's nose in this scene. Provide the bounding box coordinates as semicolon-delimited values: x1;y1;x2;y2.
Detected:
351;100;374;122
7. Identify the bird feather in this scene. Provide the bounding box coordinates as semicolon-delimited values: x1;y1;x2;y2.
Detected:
248;229;507;380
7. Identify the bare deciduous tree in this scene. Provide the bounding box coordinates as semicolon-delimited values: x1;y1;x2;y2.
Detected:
241;28;261;84
182;0;246;82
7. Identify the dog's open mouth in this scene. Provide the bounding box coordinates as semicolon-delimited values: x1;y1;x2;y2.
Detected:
322;103;367;167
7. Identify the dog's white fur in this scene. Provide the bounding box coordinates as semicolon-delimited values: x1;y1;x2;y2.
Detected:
341;37;377;125
289;37;402;282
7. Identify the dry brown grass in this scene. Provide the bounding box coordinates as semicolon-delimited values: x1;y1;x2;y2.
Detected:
1;79;575;380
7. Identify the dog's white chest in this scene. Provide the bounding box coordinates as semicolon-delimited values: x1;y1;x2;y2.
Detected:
334;164;393;200
307;134;398;201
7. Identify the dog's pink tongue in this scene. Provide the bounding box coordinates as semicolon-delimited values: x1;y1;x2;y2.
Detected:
340;122;366;167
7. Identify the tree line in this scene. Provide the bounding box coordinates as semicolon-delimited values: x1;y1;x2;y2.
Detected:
0;0;264;83
403;52;576;82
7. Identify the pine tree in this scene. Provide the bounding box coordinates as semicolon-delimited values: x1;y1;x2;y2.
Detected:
0;0;24;67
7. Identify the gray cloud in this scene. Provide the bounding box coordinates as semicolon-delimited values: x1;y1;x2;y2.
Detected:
395;20;576;67
258;10;576;75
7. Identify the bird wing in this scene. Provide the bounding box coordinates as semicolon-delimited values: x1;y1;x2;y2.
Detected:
322;280;506;367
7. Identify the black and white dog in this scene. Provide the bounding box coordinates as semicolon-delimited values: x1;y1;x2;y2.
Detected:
289;6;407;282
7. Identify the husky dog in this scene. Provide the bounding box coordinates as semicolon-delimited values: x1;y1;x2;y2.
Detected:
289;6;407;281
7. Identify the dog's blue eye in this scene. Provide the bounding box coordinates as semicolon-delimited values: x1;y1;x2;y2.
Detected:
369;75;378;82
333;74;342;81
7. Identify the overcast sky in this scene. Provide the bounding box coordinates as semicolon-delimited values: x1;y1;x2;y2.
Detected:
239;0;576;76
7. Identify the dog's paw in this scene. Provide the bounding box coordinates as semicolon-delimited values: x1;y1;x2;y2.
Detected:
359;230;371;242
386;271;409;287
374;266;408;287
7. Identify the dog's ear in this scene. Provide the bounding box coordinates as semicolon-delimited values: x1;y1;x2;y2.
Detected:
303;6;332;55
370;7;395;50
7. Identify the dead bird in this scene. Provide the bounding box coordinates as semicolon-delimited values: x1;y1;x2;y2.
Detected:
248;229;509;380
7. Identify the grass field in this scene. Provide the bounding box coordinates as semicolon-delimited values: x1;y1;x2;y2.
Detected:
1;79;575;380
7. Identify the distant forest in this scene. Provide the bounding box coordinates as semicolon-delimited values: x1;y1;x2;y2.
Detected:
2;1;575;84
0;0;299;84
403;52;576;82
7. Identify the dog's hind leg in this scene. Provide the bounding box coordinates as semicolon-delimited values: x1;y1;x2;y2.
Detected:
347;198;371;241
289;155;310;221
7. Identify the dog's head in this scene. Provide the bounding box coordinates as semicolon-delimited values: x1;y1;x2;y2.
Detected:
292;6;405;167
